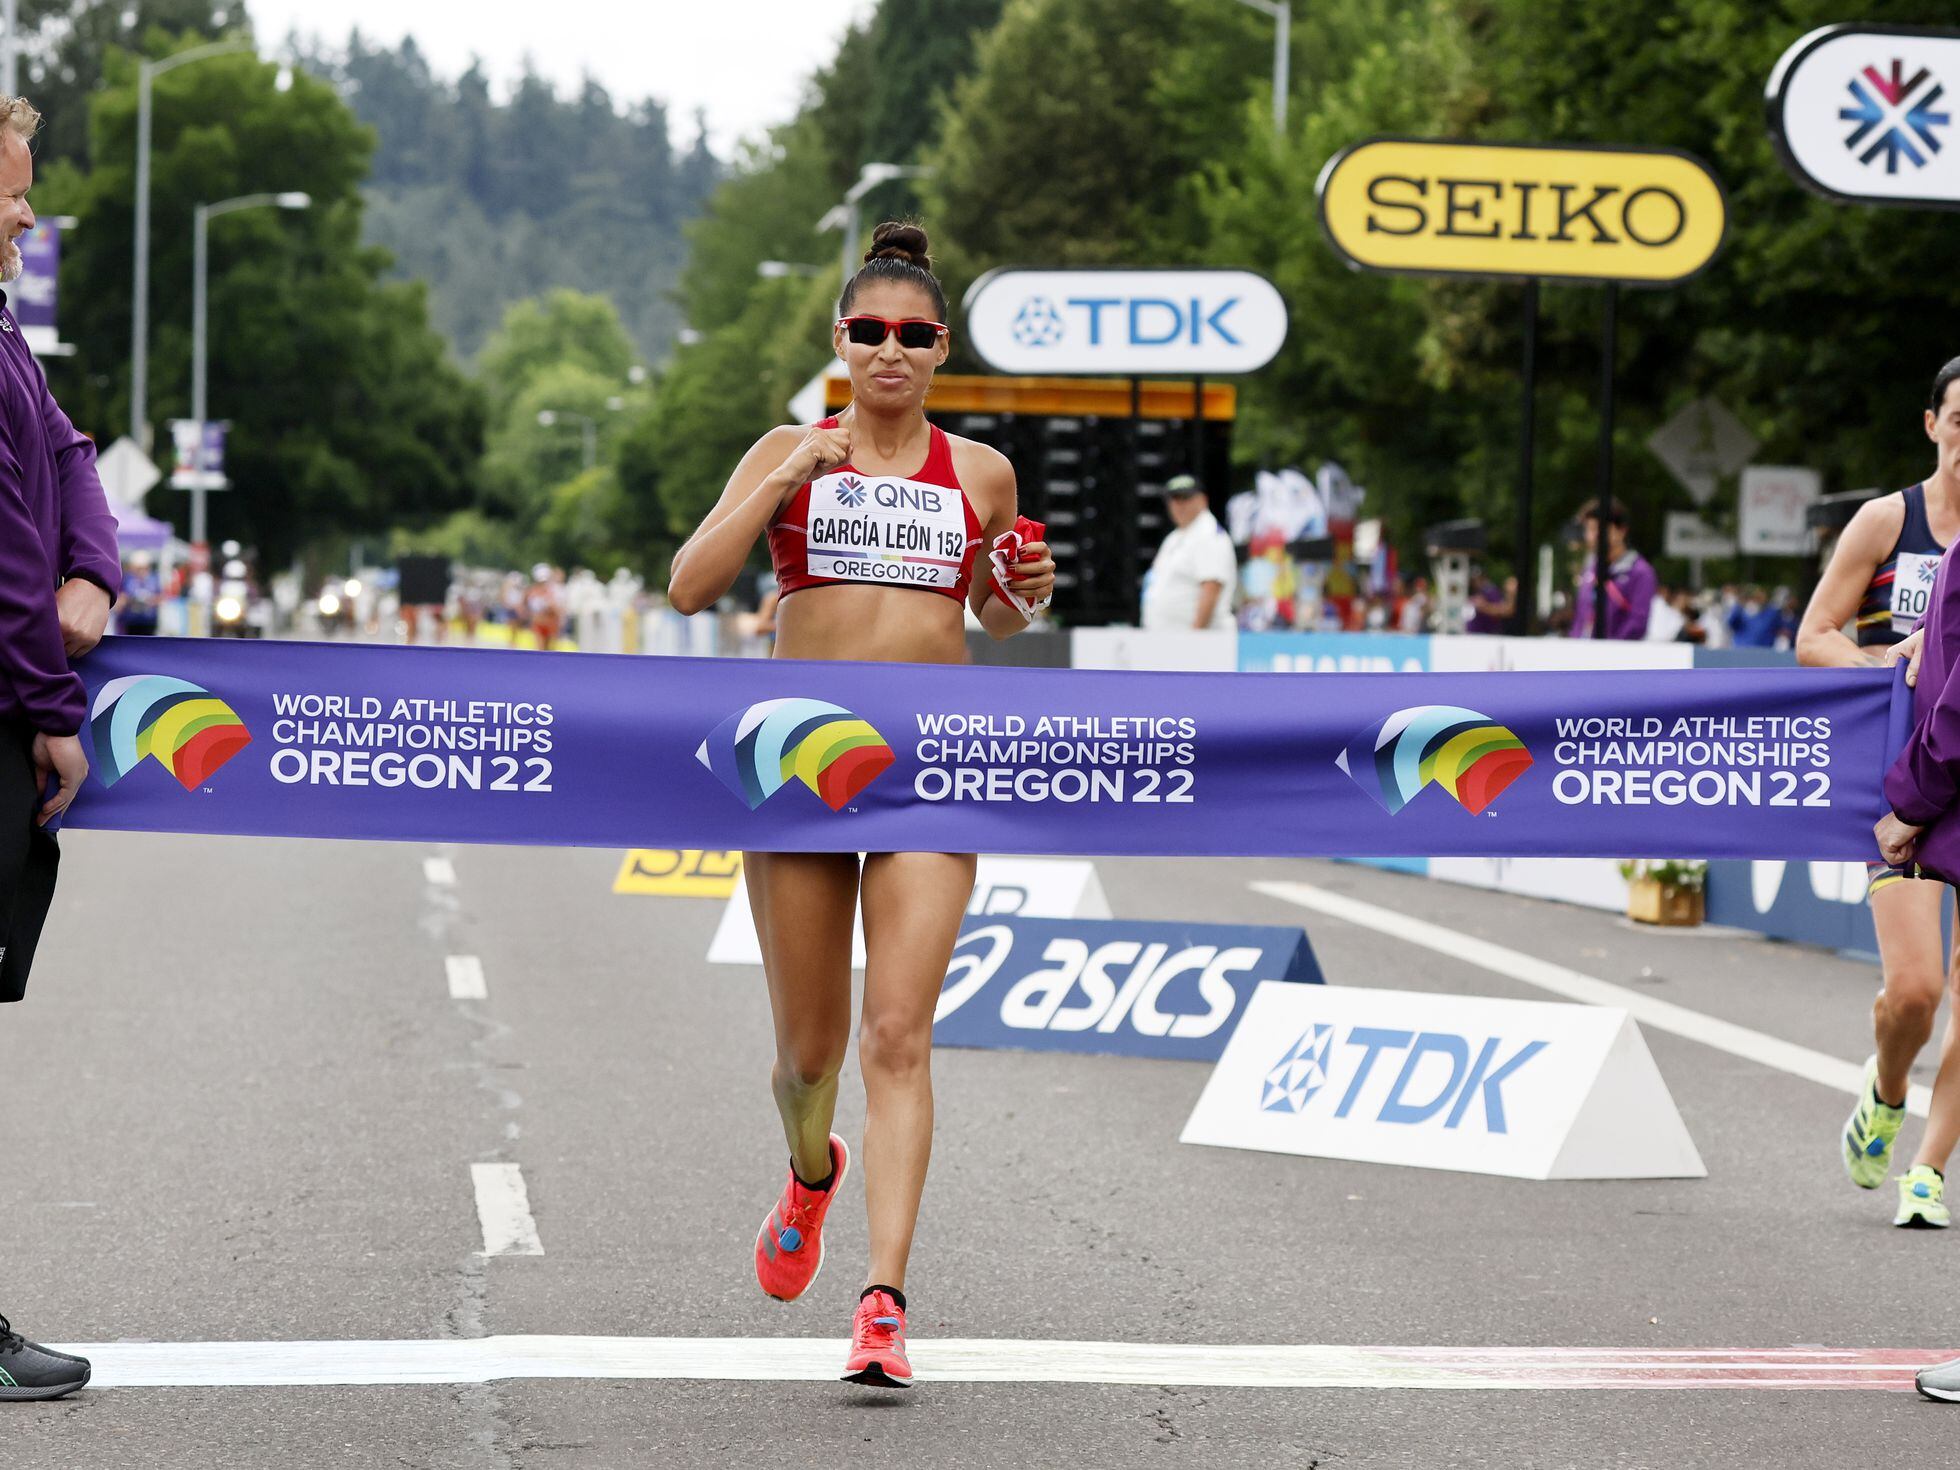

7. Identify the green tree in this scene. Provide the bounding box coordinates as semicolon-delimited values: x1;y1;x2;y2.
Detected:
46;37;483;561
12;1;229;165
475;289;639;424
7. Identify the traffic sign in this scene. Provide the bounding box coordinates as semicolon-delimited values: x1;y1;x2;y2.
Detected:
1646;397;1758;504
1739;466;1823;556
96;435;161;505
1664;511;1736;560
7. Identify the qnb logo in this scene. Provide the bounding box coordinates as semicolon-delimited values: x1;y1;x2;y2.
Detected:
1011;296;1066;348
835;475;867;508
1335;705;1532;816
696;698;894;812
1261;1025;1548;1134
89;674;252;791
1840;60;1950;174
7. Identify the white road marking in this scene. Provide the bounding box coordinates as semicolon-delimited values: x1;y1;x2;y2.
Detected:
1252;880;1933;1119
423;856;457;886
60;1337;1930;1391
471;1163;543;1256
446;955;487;1001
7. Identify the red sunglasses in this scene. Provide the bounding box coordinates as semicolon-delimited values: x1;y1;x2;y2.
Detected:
837;315;948;350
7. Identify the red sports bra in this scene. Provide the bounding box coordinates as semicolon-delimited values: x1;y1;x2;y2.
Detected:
768;420;984;602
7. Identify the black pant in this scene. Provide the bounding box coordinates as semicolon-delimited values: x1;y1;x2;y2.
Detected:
0;719;59;1004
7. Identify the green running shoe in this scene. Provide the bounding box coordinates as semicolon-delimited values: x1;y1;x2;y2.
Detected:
1843;1055;1906;1189
1896;1165;1951;1228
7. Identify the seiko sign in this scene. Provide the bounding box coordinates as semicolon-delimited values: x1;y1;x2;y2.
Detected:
1767;25;1960;210
962;268;1288;375
1316;137;1727;285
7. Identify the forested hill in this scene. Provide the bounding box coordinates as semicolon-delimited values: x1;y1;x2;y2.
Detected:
294;34;719;364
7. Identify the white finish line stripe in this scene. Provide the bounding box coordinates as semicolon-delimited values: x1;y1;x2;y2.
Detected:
471;1163;543;1256
59;1337;1933;1391
1252;880;1933;1118
446;955;487;1001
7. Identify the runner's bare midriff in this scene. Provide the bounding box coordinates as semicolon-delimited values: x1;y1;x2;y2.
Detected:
773;581;969;665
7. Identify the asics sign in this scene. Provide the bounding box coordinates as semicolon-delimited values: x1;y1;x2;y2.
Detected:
1183;983;1706;1179
932;916;1322;1062
963;268;1288;375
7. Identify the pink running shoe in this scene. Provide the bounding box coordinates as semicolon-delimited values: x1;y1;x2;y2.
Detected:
754;1135;849;1303
842;1288;912;1389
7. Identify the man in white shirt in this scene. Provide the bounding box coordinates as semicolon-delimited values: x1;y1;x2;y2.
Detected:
1141;474;1237;630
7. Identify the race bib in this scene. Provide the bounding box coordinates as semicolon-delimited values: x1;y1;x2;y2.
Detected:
805;472;972;591
1894;551;1941;631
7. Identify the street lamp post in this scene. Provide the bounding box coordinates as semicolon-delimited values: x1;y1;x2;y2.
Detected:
816;163;935;291
189;191;309;554
133;37;254;451
1230;0;1292;137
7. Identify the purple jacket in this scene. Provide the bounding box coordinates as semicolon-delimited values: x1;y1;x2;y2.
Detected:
0;297;120;736
1570;551;1657;640
1886;542;1960;880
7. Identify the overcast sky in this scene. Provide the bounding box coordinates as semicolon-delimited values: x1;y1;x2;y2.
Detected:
242;0;878;152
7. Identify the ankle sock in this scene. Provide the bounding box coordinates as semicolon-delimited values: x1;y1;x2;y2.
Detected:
793;1161;835;1193
862;1284;907;1312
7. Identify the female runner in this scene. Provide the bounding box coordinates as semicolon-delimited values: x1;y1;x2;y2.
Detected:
667;221;1054;1388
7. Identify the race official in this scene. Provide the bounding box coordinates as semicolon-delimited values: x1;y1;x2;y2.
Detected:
0;94;119;1402
1141;474;1236;631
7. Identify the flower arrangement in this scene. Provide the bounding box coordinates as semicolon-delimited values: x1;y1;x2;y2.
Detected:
1618;858;1707;891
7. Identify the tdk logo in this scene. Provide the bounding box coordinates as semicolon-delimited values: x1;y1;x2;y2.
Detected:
1011;294;1244;349
1261;1024;1548;1133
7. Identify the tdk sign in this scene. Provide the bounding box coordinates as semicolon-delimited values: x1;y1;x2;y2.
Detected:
964;268;1289;375
933;916;1322;1061
1183;982;1708;1180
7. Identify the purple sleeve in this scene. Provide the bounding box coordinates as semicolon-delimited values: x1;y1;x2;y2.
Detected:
1619;558;1657;640
43;371;121;598
0;448;85;735
1886;572;1960;826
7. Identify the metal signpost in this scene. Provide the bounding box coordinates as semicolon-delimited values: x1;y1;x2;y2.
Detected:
1316;138;1729;636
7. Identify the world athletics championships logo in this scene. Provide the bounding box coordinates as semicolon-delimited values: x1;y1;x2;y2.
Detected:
89;674;252;791
1334;705;1532;817
1840;59;1950;174
696;698;894;812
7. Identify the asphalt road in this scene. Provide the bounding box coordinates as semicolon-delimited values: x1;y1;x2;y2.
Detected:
2;831;1955;1468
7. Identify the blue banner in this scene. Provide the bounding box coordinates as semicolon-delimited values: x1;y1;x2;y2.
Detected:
934;916;1323;1061
63;636;1903;860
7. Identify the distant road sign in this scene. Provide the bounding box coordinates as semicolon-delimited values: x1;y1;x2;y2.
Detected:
1739;465;1823;556
1646;397;1759;505
1664;511;1737;560
1768;25;1960;209
1315;138;1727;285
97;435;162;505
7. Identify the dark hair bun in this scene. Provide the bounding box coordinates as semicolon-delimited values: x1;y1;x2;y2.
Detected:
866;220;932;271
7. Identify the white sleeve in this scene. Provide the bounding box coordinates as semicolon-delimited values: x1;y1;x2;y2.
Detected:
1197;529;1238;584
